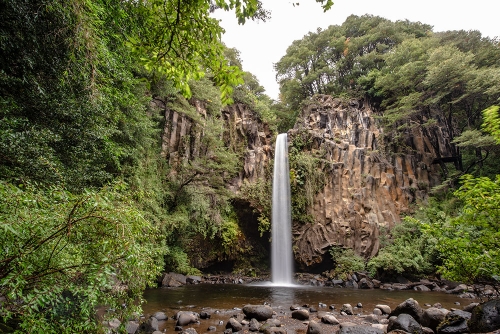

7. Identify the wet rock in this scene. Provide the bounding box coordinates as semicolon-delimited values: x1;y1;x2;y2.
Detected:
436;309;471;334
226;318;243;332
414;284;431;292
207;326;217;331
387;313;423;334
421;307;449;331
468;299;500;333
263;327;286;334
126;320;139;334
371;324;387;332
462;302;479;312
321;314;339;325
182;328;198;334
364;315;379;324
374;304;391;315
104;318;121;331
339;325;385;334
307;320;322;334
199;311;211;319
341;304;354;315
372;309;382;316
359;278;374;289
242;305;274;321
389;298;423;322
161;272;187;287
176;312;199;326
422;327;434;334
345;280;359;289
249;318;260;332
153;311;168;321
186;275;202;284
292;309;310;320
140;317;159;333
446;284;468;294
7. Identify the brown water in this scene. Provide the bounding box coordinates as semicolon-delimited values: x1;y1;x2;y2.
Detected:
142;282;476;332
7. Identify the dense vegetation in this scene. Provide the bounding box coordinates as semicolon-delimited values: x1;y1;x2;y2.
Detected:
0;0;499;331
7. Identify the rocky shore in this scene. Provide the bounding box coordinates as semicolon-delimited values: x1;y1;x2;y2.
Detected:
107;296;500;334
101;272;499;334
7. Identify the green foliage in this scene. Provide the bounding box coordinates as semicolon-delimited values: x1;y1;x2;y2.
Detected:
289;132;325;224
328;247;365;280
239;178;273;236
424;175;500;284
367;217;437;278
482;106;500;143
0;181;165;333
275;15;432;109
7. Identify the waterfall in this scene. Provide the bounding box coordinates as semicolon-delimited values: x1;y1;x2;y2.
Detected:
271;133;294;285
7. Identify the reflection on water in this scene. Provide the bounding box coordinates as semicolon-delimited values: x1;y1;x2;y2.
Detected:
142;282;475;315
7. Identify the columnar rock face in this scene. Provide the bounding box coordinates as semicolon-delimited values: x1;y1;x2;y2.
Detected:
222;103;273;189
157;99;273;185
289;95;454;268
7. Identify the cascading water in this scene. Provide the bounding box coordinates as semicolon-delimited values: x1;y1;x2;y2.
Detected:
271;133;294;285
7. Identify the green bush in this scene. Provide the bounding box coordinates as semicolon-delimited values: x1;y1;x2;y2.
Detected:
329;247;366;280
367;217;437;278
0;181;165;333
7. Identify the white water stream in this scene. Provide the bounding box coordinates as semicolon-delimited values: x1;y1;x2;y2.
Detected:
271;133;294;285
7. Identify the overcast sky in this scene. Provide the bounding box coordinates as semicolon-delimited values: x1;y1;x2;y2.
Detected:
212;0;499;100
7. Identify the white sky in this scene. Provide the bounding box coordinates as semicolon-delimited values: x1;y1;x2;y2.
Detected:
212;0;499;101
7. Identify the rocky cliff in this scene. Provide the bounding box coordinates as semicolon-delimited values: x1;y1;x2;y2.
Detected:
158;94;455;272
289;95;454;269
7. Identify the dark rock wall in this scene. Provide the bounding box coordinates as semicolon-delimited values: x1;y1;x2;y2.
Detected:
289;95;453;268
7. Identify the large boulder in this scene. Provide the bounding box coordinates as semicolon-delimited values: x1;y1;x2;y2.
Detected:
161;272;187;287
292;309;310;320
176;311;199;326
421;307;449;331
359;278;374;289
341;304;354;315
389;298;424;323
242;305;274;321
436;309;471;334
468;299;500;333
374;304;391;315
321;314;340;325
387;314;423;334
307;320;322;334
226;318;243;332
152;311;168;321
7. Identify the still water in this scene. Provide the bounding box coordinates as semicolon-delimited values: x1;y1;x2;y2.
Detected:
143;282;474;316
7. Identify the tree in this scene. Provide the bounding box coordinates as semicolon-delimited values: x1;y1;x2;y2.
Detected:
0;182;165;332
